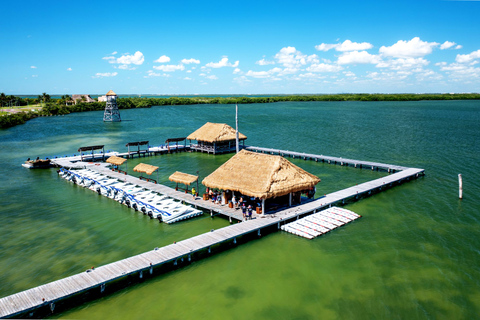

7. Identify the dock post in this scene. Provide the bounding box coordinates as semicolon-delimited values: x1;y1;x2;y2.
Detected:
257;229;261;237
459;174;463;199
229;216;232;223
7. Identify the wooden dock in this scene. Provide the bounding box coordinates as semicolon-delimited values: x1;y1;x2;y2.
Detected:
5;148;425;318
245;146;409;172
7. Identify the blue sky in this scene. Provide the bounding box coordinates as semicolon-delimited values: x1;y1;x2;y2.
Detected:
1;0;480;95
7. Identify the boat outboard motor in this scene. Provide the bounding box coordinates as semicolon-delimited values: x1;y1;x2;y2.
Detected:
132;203;138;211
157;215;162;223
96;186;102;194
141;207;147;215
72;176;77;184
125;199;131;208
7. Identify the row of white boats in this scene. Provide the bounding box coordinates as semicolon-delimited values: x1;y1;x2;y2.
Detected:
58;168;203;224
281;207;361;239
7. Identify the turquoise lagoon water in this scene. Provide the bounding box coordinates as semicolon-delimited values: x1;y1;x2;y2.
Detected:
0;101;479;319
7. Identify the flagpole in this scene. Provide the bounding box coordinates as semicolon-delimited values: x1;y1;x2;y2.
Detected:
235;103;239;154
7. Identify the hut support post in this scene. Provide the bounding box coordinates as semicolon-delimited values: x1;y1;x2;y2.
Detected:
289;193;292;207
262;199;265;214
222;191;226;205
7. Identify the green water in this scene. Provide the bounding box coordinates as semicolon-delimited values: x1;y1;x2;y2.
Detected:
0;101;479;319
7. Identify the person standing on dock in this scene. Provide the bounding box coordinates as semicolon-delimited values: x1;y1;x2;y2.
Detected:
247;205;253;220
242;203;247;220
192;187;196;199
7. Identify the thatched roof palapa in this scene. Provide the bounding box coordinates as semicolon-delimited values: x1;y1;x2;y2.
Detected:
169;171;198;186
133;163;159;175
187;122;247;143
106;156;127;166
106;90;117;96
202;149;320;200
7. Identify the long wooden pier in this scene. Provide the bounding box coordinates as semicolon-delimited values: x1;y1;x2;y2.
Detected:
245;146;409;172
4;149;425;318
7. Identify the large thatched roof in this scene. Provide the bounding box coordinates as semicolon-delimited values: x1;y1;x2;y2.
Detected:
169;171;198;185
133;163;158;175
106;90;117;96
106;155;127;166
202;149;320;199
187;122;247;143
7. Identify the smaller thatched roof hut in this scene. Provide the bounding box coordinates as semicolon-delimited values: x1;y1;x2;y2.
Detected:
202;149;320;200
187;122;247;154
187;122;247;143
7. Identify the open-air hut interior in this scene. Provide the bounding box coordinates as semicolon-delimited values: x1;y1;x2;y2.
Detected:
169;171;199;194
202;149;320;213
187;122;247;154
133;163;159;183
106;155;127;174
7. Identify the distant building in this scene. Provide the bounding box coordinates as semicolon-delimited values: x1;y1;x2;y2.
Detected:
98;95;107;102
71;94;96;104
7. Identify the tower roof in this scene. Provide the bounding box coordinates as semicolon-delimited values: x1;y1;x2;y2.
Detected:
106;90;117;96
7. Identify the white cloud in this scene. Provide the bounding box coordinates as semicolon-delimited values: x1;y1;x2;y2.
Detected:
154;55;170;63
111;51;117;55
315;40;373;52
315;43;338;52
205;57;239;68
93;72;118;78
274;47;318;68
455;49;480;64
455;45;463;50
30;66;37;69
102;56;116;61
245;67;282;78
32;75;38;78
117;64;136;70
337;51;381;65
256;58;275;65
379;37;439;58
144;70;170;78
153;64;185;72
181;58;200;64
233;68;241;74
307;63;343;72
115;51;144;65
376;57;429;70
184;77;192;80
440;41;457;50
67;67;72;71
245;70;271;78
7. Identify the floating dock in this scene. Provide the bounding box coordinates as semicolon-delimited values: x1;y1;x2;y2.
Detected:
3;148;425;318
281;207;361;239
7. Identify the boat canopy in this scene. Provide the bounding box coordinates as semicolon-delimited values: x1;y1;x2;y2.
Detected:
106;156;127;166
133;163;158;175
169;171;198;186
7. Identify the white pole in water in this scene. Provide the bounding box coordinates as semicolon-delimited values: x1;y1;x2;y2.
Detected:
458;174;463;199
235;104;239;154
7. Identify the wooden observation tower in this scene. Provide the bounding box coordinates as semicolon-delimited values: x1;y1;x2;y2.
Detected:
103;90;121;122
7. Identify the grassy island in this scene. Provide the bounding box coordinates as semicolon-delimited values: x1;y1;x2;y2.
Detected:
1;93;480;129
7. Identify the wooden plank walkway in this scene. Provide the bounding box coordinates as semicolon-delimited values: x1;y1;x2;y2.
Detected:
245;146;409;172
6;147;425;318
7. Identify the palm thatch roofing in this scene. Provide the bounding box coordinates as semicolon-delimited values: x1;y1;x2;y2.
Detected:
106;155;127;166
202;149;320;200
187;122;247;143
106;90;117;96
133;163;159;175
169;171;198;185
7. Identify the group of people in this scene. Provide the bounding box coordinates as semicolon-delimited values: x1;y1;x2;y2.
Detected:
206;188;259;220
